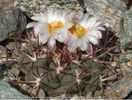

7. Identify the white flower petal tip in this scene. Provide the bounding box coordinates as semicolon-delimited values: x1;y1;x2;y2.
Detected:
67;13;104;52
26;22;36;28
86;43;92;54
48;37;56;51
87;36;98;45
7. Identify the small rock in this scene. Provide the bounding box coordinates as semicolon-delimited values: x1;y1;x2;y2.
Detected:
14;0;83;17
0;0;14;10
38;89;45;99
84;0;127;36
0;7;26;42
120;7;132;46
119;7;132;60
0;81;31;99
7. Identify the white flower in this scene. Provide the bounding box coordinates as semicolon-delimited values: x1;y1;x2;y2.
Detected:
26;9;72;51
68;13;105;52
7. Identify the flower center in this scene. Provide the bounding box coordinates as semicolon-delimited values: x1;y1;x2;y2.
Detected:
48;21;63;34
69;24;88;38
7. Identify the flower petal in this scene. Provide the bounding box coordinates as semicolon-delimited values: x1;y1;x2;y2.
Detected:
33;23;49;36
67;34;79;52
56;9;66;22
86;17;98;28
80;13;90;27
39;34;49;44
94;21;102;26
86;43;92;53
26;22;38;28
88;30;102;39
48;37;56;51
68;41;78;52
67;34;78;45
80;39;88;51
55;27;69;42
60;10;69;20
57;33;69;43
87;36;98;45
47;9;55;22
31;12;47;22
96;26;105;31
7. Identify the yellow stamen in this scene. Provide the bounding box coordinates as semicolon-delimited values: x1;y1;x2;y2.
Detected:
69;24;88;38
48;21;63;34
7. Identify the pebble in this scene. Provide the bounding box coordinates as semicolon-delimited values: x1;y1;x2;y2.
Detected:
0;7;27;42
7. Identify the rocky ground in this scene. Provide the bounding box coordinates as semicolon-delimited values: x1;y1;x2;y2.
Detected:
0;0;131;99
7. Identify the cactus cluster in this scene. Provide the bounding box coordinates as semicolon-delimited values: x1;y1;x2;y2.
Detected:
5;28;123;99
